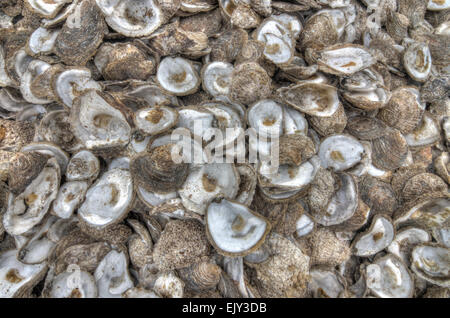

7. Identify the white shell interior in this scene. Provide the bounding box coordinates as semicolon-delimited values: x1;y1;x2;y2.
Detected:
202;62;233;97
52;181;88;219
50;271;98;298
157;57;199;96
354;216;395;257
66;150;100;182
319;135;364;171
206;199;268;254
135;106;178;135
78;168;133;227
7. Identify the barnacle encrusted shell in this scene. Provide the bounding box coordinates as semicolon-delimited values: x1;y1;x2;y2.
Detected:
205;198;271;257
153;219;210;270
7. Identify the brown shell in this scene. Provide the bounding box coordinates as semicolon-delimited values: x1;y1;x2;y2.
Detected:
273;200;305;236
299;226;351;268
401;173;448;203
8;151;50;195
147;21;209;58
359;175;398;217
54;0;106;66
299;12;338;52
307;168;336;217
346;116;389;141
308;103;347;137
230;5;260;29
235;39;265;65
391;164;426;196
130;144;189;194
152;219;211;271
30;64;64;101
0;118;35;152
78;221;132;246
54;242;112;275
127;219;153;269
371;128;409;171
377;87;424;134
386;10;410;44
228;61;272;106
250;187;288;227
97;43;156;81
209;28;248;62
249;233;310;298
179;8;223;37
331;199;371;232
178;261;222;291
278;134;316;166
420;77;450;104
434;152;450;185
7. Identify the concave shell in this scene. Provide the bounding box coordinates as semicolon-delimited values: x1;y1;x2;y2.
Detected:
52;181;89;219
352;215;395;257
387;227;431;265
316;44;376;76
205;198;271;257
54;0;106;66
403;42;432;82
78;168;134;228
277;83;340;117
49;270;98;298
410;244;450;288
20;60;53;105
94;249;134;298
134;106;178;136
434;152;450;184
427;0;450;11
308;267;347;298
201;61;233;98
94;42;155;81
247;99;283;138
3;157;60;236
130;144;189;193
0;249;47;298
24;0;68;18
70;90;132;152
53;68;101;108
156;56;200;96
365;254;414;298
95;0;162;37
178;163;240;215
26;27;60;56
318;134;365;171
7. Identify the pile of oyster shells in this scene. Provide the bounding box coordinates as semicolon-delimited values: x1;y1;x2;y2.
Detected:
0;0;449;298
